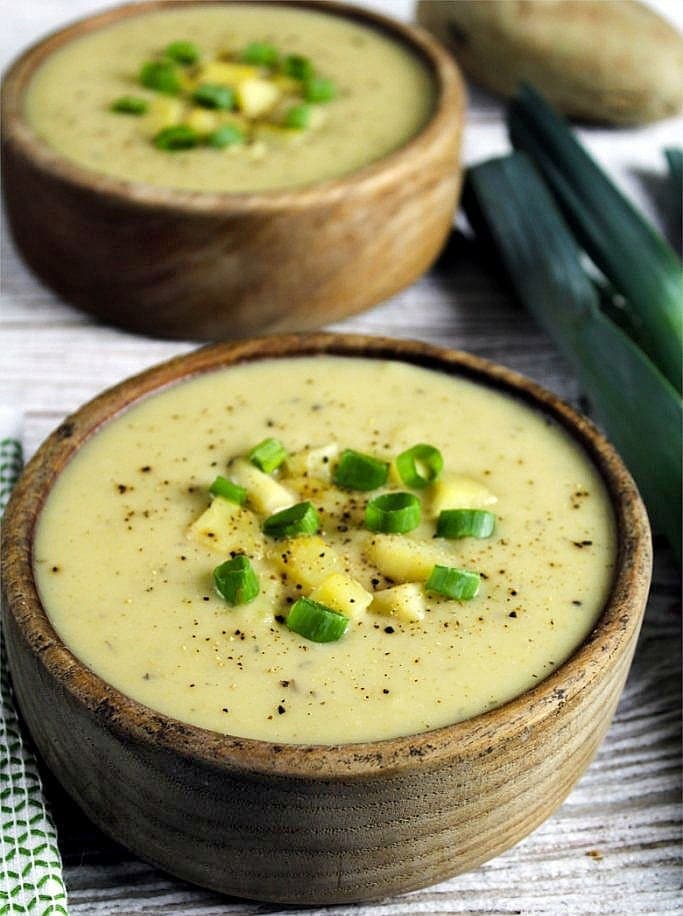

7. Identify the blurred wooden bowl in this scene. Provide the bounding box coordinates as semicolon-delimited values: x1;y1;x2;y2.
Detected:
1;1;465;340
1;333;651;904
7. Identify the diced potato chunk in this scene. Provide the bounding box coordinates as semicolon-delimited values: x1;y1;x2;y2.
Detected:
229;458;294;516
141;97;185;136
370;583;426;622
236;78;281;117
364;534;451;583
310;573;372;618
269;536;340;590
185;107;221;135
197;61;260;86
283;475;331;503
187;496;264;557
321;487;367;527
430;475;498;517
178;72;198;94
387;461;403;487
285;443;339;481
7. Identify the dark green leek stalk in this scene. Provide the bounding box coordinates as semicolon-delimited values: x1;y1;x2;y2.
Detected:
508;84;683;394
664;148;682;195
463;153;682;562
664;148;682;244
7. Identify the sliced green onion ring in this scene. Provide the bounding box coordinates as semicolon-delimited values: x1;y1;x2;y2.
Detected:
240;41;280;67
193;83;235;110
209;475;247;505
395;443;444;489
165;41;201;65
207;124;245;148
426;565;480;600
437;508;496;539
110;95;149;115
304;76;336;103
249;438;288;473
286;597;349;643
282;54;314;81
365;492;421;534
333;449;389;491
139;60;181;95
284;103;312;130
263;501;319;539
153;125;200;151
213;555;260;605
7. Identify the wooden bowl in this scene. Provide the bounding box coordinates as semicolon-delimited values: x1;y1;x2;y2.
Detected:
1;334;651;904
1;1;464;341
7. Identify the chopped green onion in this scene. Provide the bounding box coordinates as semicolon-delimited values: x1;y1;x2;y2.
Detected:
437;509;496;539
193;83;235;110
284;103;312;130
286;597;349;643
426;565;480;600
139;60;181;95
333;449;389;491
365;492;421;534
463;151;682;562
263;501;319;539
110;95;148;115
282;54;314;81
304;76;336;103
240;41;280;67
165;40;201;65
207;124;245;148
395;443;444;489
508;84;683;393
249;438;287;473
213;555;260;605
153;125;200;151
209;475;247;505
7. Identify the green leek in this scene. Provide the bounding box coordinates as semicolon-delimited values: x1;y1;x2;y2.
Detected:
508;84;682;394
664;148;682;242
286;597;349;643
463;152;682;562
664;148;682;196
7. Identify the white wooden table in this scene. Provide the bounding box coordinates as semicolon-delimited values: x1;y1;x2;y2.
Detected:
2;2;682;913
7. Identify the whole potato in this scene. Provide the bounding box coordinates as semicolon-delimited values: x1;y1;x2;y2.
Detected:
416;0;683;124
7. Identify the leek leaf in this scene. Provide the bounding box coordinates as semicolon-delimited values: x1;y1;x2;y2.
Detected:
463;153;681;562
664;147;682;241
664;147;682;195
508;84;682;394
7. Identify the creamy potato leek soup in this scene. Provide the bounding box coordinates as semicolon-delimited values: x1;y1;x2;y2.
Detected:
34;357;616;744
24;4;435;192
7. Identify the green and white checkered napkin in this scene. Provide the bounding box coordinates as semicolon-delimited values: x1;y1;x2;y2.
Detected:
1;414;68;915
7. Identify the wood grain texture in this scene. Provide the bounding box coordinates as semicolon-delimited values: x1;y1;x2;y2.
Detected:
1;1;681;912
1;334;652;905
1;0;464;340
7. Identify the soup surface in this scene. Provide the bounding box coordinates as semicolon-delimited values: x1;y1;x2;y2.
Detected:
24;4;435;192
34;357;616;744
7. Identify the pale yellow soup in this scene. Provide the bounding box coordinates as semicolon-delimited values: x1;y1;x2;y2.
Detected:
34;357;616;745
24;4;435;192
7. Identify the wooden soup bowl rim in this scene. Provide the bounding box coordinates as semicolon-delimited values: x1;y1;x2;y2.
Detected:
1;0;463;213
2;333;652;782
